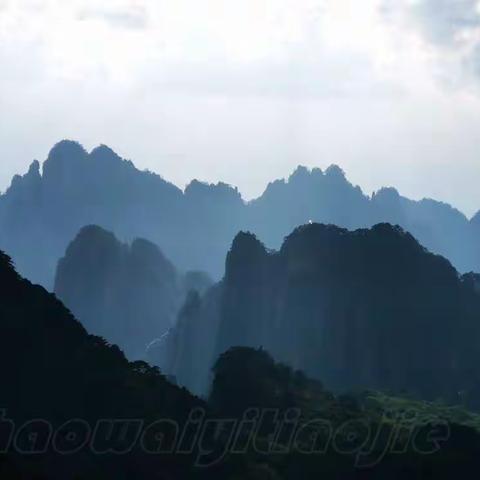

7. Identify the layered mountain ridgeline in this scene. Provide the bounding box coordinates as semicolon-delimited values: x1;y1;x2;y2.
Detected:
249;165;478;272
6;248;480;479
0;140;244;288
161;223;480;407
3;242;480;480
1;140;479;289
54;225;212;360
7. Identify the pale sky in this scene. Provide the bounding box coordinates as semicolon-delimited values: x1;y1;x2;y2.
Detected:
1;0;480;216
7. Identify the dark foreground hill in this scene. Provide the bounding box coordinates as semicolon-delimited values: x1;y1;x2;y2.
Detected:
0;249;209;479
1;140;479;289
207;346;480;480
2;251;480;478
161;223;480;407
54;225;212;360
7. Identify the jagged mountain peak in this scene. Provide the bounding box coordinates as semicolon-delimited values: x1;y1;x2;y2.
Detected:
230;231;267;255
272;164;345;186
60;225;124;271
46;139;87;163
42;139;89;184
324;163;346;179
69;224;118;247
260;163;354;202
276;164;345;185
28;159;40;175
373;186;401;200
7;159;41;193
281;221;428;255
283;221;349;243
43;140;155;184
288;165;314;182
89;143;124;163
184;178;243;202
225;231;269;282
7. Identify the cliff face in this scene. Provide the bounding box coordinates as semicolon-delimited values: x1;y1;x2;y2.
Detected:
54;225;207;360
163;223;480;405
1;140;479;290
158;286;223;393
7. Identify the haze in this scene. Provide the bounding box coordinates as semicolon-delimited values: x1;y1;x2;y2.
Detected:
1;0;480;216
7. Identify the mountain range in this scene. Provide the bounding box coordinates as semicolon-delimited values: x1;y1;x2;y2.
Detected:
1;140;479;290
3;140;480;477
159;223;480;407
2;248;480;478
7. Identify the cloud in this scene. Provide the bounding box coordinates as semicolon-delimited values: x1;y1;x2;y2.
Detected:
143;54;396;100
76;4;147;30
410;0;480;45
382;0;480;47
382;0;480;85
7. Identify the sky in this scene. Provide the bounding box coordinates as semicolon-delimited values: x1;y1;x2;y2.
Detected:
1;0;480;217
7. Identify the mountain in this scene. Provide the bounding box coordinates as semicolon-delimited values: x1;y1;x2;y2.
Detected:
249;166;477;273
2;248;480;478
54;225;212;360
158;285;223;393
207;346;480;480
160;223;480;407
0;141;183;288
0;249;209;479
1;140;479;290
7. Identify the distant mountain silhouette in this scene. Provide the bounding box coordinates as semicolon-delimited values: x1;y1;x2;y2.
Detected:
1;140;479;289
54;225;212;360
250;166;477;272
160;223;480;406
0;141;184;288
